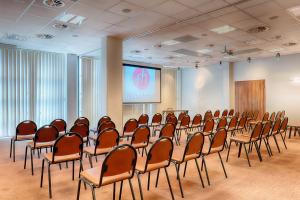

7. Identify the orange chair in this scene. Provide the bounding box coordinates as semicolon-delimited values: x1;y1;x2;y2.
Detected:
171;132;205;197
222;109;228;117
74;117;90;127
24;125;59;175
91;116;111;133
213;110;220;120
122;119;138;139
270;117;288;151
127;126;150;156
228;109;234;117
280;117;288;144
214;117;227;132
70;123;90;146
10;120;37;162
178;111;186;122
235;116;247;133
227;123;263;167
227;116;238;136
202;128;228;185
149;113;162;129
189;114;202;132
151;123;177;145
176;114;190;143
50;119;67;135
268;118;281;153
135;137;174;200
77;144;137;200
201;118;214;137
89;121;116;142
258;121;272;158
40;132;84;198
138;114;149;126
203;110;213;123
84;128;120;168
269;112;275;123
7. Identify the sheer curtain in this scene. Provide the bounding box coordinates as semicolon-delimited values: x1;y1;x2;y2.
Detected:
79;57;106;128
0;47;67;137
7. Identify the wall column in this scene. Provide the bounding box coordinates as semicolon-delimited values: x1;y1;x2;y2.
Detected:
101;36;123;131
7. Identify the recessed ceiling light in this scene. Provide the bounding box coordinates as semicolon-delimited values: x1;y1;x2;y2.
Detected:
52;23;68;30
69;16;87;25
197;49;212;54
247;25;270;34
287;5;300;17
210;25;236;34
161;40;181;46
56;13;75;23
56;13;86;25
269;16;279;20
130;50;141;54
122;8;132;13
269;48;284;53
43;0;65;8
72;34;79;37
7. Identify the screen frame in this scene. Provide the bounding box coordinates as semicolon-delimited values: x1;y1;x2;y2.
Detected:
122;63;162;104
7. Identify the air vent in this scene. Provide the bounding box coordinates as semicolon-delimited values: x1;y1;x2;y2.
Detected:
36;34;54;39
43;0;65;8
283;42;297;47
130;50;141;54
247;25;270;34
234;48;262;55
52;23;68;30
173;35;199;43
4;33;27;41
173;49;200;57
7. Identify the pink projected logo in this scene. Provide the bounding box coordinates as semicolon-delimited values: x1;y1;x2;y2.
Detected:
133;68;150;89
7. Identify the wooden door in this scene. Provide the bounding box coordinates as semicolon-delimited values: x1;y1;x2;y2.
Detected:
235;80;265;119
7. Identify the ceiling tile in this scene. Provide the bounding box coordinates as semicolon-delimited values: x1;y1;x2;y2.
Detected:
196;0;229;13
77;0;121;10
174;0;211;7
244;1;282;17
152;0;189;16
0;0;33;21
109;1;144;17
125;0;168;8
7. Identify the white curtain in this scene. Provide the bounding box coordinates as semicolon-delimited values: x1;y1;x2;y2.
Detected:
79;57;106;127
0;47;67;137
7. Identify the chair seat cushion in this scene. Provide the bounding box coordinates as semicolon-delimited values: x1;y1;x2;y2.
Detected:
13;134;34;141
135;156;168;173
230;134;252;143
172;147;198;163
84;146;112;155
27;141;54;149
43;152;81;163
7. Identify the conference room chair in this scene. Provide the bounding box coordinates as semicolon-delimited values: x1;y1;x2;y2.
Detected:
269;112;276;123
234;112;240;120
24;125;59;175
226;123;263;167
197;118;214;139
171;132;205;198
40;132;84;198
151;123;177;145
135;137;174;200
213;110;220;120
125;125;150;157
89;121;116;143
70;123;90;146
228;109;234;118
177;111;186;123
176;114;190;143
138;114;149;126
275;111;282;121
149;113;163;134
258;121;273;158
203;110;213;124
154;115;178;135
84;128;120;168
222;109;228;117
91;116;111;133
226;116;238;136
268;118;282;153
279;117;288;147
247;111;259;128
202;128;228;185
77;144;137;200
50;119;67;136
122;118;138;139
74;117;90;127
235;116;247;133
281;110;286;119
214;117;227;133
189;114;202;132
10;120;37;162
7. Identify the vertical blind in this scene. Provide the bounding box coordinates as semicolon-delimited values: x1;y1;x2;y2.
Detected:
0;47;67;137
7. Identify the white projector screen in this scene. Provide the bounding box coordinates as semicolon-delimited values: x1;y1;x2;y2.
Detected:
123;64;161;103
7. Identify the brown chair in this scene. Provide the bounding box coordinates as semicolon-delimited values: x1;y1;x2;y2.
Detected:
70;123;90;146
203;110;213;123
189;114;202;132
201;118;214;137
178;111;186;122
135;137;174;200
149;113;162;129
74;117;90;127
10;120;37;162
138;114;149;126
129;126;150;156
40;132;84;198
214;117;227;132
275;117;288;150
91;116;111;133
165;112;175;122
24;125;59;175
269;112;276;122
275;111;282;120
222;109;228;117
268;118;282;153
235;116;247;133
213;110;220;119
227;123;263;167
171;132;205;197
258;121;272;158
89;121;116;142
50;119;67;135
77;144;137;200
202;128;228;185
84;128;120;168
151;123;177;145
227;116;238;136
122;119;138;139
248;111;259;128
228;109;234;117
176;114;190;143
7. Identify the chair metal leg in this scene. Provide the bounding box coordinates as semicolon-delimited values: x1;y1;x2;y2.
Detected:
10;138;13;158
128;179;136;200
147;172;151;191
76;179;81;200
218;152;227;178
273;135;281;153
48;163;52;198
238;143;242;158
40;159;45;188
243;143;251;167
113;182;116;200
92;186;96;200
88;154;93;168
262;138;271;157
72;160;75;180
79;160;84;178
194;159;205;188
183;161;188;177
175;164;184;198
30;148;34;175
254;142;262;162
266;138;273;156
164;168;175;200
155;169;160;188
13;140;16;162
202;156;210;186
279;133;287;149
24;145;28;169
119;181;123;200
137;173;144;200
226;141;232;162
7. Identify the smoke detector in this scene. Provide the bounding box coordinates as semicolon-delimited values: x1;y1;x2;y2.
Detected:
43;0;65;8
52;23;68;30
36;34;55;39
247;25;270;34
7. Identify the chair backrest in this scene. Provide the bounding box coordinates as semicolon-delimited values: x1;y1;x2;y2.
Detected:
95;128;119;151
123;119;138;135
217;117;227;130
50;119;66;133
238;116;247;128
151;113;162;125
275;111;282;120
166;115;178;126
222;109;228;117
98;121;115;132
203;119;214;133
208;128;227;153
74;117;89;127
178;112;186;122
271;118;281;134
252;111;259;120
145;137;173;171
213;110;220;118
250;122;263;139
70;123;89;138
16;120;37;136
262;112;269;122
235;112;240;119
97;116;111;128
228;109;234;116
228;116;238;129
182;132;204;161
52;132;83;161
33;125;59;147
269;112;275;121
180;115;190;127
159;123;175;138
204;110;213;122
100;145;137;186
191;114;202;127
138;114;149;126
241;111;247;118
131;126;150;145
281;110;286;118
280;117;288;132
261;121;271;137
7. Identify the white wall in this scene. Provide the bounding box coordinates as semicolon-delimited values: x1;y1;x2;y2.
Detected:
234;53;300;124
181;63;230;117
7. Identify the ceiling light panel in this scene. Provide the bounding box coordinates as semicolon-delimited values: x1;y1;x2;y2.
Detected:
197;49;212;54
287;5;300;17
56;13;75;23
161;40;181;46
69;16;86;25
210;25;236;34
